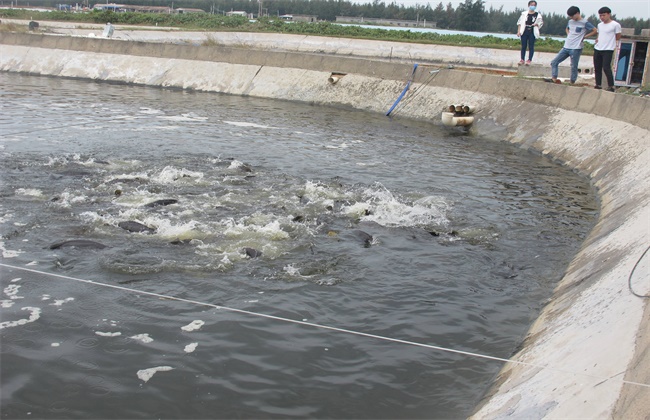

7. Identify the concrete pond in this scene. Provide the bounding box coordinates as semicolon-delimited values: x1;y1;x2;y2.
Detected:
0;22;649;418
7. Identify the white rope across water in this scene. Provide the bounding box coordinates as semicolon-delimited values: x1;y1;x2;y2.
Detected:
1;262;649;389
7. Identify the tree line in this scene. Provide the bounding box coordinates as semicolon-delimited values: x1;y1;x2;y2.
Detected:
14;0;650;36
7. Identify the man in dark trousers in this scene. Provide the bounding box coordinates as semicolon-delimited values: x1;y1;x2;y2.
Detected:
593;6;622;92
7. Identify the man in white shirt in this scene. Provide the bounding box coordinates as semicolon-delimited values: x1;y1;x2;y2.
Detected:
593;6;622;92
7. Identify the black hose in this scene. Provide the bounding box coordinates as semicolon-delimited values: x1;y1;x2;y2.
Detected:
629;244;650;298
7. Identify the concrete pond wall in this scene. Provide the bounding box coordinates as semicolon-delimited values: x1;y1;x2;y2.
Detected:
1;32;649;418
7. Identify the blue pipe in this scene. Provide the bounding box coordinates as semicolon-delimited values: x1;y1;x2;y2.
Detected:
386;63;418;116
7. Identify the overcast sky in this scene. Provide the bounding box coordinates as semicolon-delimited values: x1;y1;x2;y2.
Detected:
391;0;650;20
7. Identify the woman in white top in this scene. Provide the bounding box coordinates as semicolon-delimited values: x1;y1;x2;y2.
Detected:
517;1;544;65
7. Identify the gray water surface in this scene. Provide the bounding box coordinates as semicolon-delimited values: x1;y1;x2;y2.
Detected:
0;73;597;419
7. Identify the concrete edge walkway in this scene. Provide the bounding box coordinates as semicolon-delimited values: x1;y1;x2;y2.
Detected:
3;18;597;71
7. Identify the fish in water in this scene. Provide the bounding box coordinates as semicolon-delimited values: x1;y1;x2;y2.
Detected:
351;230;373;247
242;247;262;258
144;199;178;208
49;240;108;250
170;238;192;245
58;169;93;177
106;177;145;185
118;221;155;234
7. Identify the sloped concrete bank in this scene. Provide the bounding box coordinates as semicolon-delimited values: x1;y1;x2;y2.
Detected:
1;32;648;418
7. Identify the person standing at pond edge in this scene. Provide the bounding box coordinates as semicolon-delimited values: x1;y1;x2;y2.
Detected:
517;1;544;65
550;6;597;84
593;6;621;92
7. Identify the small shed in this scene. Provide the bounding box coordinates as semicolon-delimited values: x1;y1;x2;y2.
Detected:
291;14;317;23
614;28;650;88
176;8;205;14
226;10;252;18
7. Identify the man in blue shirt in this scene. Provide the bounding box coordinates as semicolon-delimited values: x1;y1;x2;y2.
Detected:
550;6;598;84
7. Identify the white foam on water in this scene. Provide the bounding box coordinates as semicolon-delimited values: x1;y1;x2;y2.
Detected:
221;175;248;184
184;342;198;353
1;241;23;258
356;161;382;167
4;284;23;300
341;202;370;218
149;219;205;240
195;245;242;266
226;159;251;171
71;124;107;131
325;142;350;150
15;188;44;198
113;195;159;210
316;278;342;286
10;277;21;283
303;180;349;201
80;208;160;237
223;121;278;129
82;206;209;240
1;300;15;308
79;211;114;226
130;333;154;344
153;166;204;184
181;320;204;332
102;171;150;185
223;218;289;241
342;184;450;228
76;157;111;166
44;154;86;166
283;264;301;276
51;297;74;306
282;264;315;280
257;220;291;240
0;307;41;330
53;191;89;208
49;102;72;109
95;331;122;337
138;107;163;115
214;254;233;271
114;115;141;121
137;366;173;383
157;113;208;122
132;125;181;132
45;156;64;166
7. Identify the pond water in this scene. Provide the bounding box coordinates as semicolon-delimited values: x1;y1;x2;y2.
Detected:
0;72;597;419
